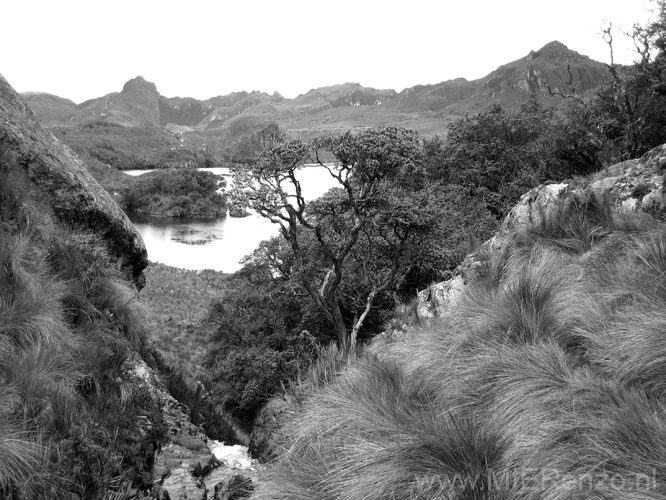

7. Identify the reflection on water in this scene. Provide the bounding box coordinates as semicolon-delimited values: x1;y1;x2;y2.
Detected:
171;226;225;245
125;166;338;272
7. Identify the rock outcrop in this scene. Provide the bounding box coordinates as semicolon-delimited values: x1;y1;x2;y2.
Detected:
0;74;148;286
415;143;666;318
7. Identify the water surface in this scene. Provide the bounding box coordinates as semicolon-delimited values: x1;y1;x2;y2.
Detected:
124;166;337;272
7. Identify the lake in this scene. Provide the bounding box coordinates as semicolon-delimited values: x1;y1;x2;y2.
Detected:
124;166;338;272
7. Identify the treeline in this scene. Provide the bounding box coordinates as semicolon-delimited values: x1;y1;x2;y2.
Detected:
120;168;227;217
53;121;220;171
202;5;666;431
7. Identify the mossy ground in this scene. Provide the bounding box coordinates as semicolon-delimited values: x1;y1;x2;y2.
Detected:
140;262;231;381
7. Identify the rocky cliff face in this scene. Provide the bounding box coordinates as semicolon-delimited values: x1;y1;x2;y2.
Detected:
118;76;161;126
479;40;608;99
0;73;148;286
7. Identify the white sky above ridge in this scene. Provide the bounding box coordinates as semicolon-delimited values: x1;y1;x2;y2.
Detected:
1;0;655;104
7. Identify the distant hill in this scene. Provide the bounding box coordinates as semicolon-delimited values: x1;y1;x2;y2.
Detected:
21;41;610;169
385;41;607;115
23;41;608;133
20;91;76;125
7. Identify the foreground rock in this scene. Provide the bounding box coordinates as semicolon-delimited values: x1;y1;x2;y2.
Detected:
0;73;148;286
122;352;257;499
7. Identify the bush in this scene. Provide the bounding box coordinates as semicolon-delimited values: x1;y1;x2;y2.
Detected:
47;386;167;499
119;168;227;217
149;348;238;444
204;271;318;426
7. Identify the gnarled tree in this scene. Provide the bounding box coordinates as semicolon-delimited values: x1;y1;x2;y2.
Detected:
230;127;431;346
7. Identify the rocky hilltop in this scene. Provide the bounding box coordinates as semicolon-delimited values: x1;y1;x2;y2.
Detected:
385;41;606;115
18;41;612;174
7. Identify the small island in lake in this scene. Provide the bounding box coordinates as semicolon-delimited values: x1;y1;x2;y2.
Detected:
120;168;227;217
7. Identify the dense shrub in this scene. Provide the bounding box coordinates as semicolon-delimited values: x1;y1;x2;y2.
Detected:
149;348;238;444
120;168;227;217
204;269;318;426
424;97;605;219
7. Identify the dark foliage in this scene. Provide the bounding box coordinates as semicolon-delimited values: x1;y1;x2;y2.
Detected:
120;167;227;217
204;268;318;426
425;97;604;218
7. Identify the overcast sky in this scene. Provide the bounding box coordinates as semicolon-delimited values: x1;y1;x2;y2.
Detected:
0;0;655;104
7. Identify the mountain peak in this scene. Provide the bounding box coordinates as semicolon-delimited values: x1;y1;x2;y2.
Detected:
121;76;158;96
526;41;586;64
541;40;569;51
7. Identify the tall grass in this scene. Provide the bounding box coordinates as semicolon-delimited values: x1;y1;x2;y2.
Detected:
0;227;70;348
0;137;170;497
284;340;357;403
521;191;649;254
257;195;666;500
2;343;87;432
0;378;46;496
0;424;45;494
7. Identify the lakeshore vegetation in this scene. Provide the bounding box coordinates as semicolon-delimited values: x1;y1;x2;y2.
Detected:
119;168;227;217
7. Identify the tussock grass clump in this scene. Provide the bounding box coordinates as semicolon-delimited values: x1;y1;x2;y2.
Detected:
0;223;70;349
454;246;586;347
0;424;45;493
285;340;357;403
264;358;508;500
0;343;85;431
257;196;666;500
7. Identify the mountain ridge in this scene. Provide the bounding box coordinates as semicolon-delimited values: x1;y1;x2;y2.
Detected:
22;40;609;139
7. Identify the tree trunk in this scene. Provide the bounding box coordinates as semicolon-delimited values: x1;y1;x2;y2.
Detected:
349;288;379;347
329;296;347;344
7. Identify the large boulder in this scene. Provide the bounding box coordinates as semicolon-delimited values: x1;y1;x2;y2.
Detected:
0;73;147;286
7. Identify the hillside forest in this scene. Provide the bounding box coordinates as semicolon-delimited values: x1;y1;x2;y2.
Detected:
3;3;666;499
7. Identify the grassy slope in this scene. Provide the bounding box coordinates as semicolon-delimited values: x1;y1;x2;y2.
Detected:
0;145;172;498
140;262;231;380
256;193;666;499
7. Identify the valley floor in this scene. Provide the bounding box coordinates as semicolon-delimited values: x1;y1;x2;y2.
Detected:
139;261;230;380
